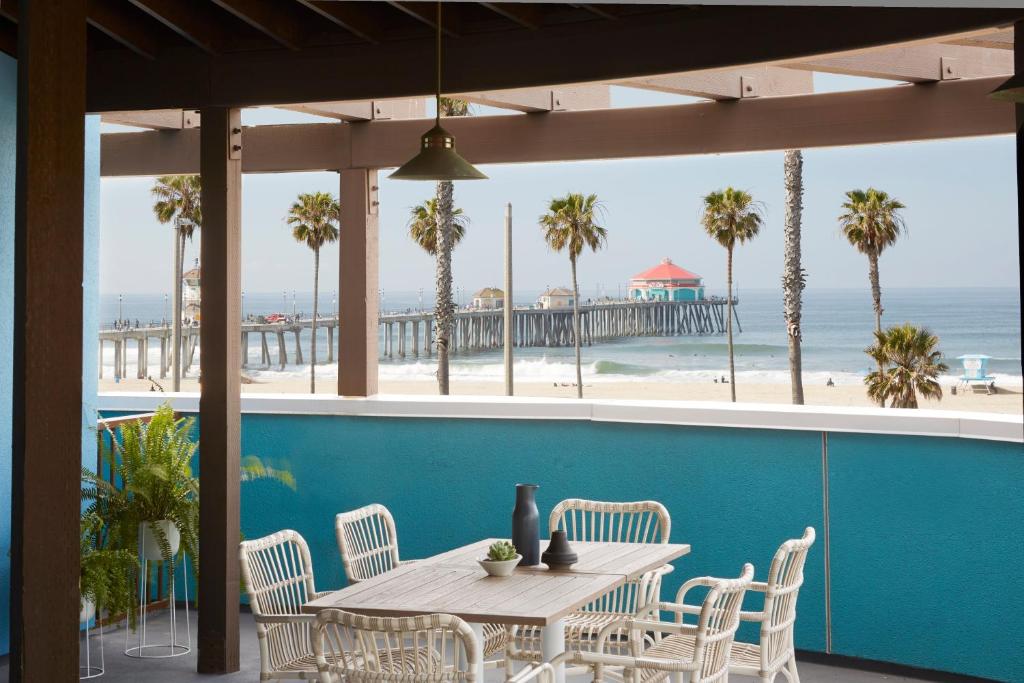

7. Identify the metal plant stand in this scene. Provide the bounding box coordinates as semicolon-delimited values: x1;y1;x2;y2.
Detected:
80;605;104;679
124;554;191;659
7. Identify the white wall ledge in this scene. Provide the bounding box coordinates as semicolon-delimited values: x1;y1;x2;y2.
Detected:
96;392;1024;444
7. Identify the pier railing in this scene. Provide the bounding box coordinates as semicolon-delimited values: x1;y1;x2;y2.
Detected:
98;298;739;379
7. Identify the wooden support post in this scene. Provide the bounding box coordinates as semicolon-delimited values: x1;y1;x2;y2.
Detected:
10;0;87;679
338;168;379;396
327;324;334;363
277;330;287;368
159;336;167;378
197;106;242;674
241;331;249;368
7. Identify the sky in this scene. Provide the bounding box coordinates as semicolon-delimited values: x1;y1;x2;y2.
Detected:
99;75;1021;298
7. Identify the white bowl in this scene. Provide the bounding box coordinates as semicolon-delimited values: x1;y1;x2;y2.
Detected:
478;554;522;577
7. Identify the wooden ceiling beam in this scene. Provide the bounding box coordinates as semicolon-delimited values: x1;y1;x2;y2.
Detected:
0;0;15;24
127;0;227;53
100;77;1013;177
275;98;425;121
87;7;1024;111
454;85;610;113
299;1;382;43
574;4;620;20
943;28;1012;50
387;2;461;37
619;66;813;100
86;0;162;60
102;109;200;129
209;0;307;50
788;43;1013;82
479;2;542;30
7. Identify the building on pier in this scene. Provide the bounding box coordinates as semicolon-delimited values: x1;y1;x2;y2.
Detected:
472;287;504;310
537;287;574;309
183;261;201;320
629;258;705;302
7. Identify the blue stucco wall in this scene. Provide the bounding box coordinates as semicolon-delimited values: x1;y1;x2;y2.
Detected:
0;52;15;657
0;56;101;654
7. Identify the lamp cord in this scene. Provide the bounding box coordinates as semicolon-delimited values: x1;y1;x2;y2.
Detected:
435;1;442;125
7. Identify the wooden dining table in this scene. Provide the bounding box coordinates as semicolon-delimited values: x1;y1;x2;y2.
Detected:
303;538;690;683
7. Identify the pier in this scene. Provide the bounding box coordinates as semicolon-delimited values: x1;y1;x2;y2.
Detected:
98;299;738;380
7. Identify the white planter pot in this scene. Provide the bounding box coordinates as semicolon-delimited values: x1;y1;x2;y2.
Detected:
140;520;181;562
80;599;96;624
477;554;522;577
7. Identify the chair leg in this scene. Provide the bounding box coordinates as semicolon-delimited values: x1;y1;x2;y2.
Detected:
785;656;800;683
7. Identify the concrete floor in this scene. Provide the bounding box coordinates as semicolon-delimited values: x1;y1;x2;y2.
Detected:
1;610;944;682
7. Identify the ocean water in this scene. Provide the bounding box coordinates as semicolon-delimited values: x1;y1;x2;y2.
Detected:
100;287;1022;386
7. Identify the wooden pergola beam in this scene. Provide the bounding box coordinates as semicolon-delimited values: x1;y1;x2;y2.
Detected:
86;0;162;60
387;1;461;37
619;66;813;100
455;85;610;113
479;2;542;30
127;0;227;53
100;77;1014;177
86;7;1023;111
209;0;307;50
298;0;382;43
276;98;425;121
101;109;199;130
789;43;1013;82
944;28;1012;50
0;17;14;57
11;0;88;680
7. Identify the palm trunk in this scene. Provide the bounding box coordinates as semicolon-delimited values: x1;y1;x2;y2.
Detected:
570;255;583;399
171;229;185;391
868;249;884;406
727;246;736;402
310;246;319;394
868;249;883;334
782;149;805;405
435;180;455;395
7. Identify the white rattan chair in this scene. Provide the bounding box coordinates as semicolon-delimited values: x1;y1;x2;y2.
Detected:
661;528;815;683
509;499;673;672
565;563;755;683
335;504;509;662
311;609;480;683
239;529;335;681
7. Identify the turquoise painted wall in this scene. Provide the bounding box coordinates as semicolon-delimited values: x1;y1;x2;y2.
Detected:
0;56;101;654
0;52;15;656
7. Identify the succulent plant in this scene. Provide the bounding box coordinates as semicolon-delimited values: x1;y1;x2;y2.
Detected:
487;540;518;562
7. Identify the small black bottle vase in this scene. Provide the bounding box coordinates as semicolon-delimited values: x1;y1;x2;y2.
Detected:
512;483;540;566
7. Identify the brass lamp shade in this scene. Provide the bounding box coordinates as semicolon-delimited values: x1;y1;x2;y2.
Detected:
990;74;1024;103
389;123;487;181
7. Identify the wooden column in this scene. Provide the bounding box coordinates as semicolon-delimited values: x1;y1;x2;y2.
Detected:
338;168;379;396
198;106;242;674
10;1;87;680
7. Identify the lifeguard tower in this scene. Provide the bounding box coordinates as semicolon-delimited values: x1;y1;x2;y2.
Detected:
956;354;996;394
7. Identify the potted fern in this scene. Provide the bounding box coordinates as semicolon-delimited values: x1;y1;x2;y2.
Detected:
80;511;139;629
84;404;200;575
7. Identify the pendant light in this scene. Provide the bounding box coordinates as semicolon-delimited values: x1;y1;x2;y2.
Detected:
389;2;487;181
990;74;1024;104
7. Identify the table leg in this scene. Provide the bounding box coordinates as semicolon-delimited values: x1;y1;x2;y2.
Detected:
468;622;486;683
540;618;566;683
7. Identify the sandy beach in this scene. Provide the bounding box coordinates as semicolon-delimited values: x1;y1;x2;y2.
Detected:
98;376;1024;415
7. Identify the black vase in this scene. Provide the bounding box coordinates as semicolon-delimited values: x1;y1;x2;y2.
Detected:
541;529;578;570
512;483;540;566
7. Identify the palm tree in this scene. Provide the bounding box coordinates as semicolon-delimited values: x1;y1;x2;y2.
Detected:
838;188;905;334
408;198;469;255
151;175;202;392
701;187;763;402
864;323;947;408
539;193;607;399
782;150;806;405
425;97;471;395
286;192;340;393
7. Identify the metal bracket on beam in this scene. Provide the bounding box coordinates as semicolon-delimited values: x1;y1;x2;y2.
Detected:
940;57;960;80
183;110;201;128
229;110;242;159
368;181;379;215
740;76;758;98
